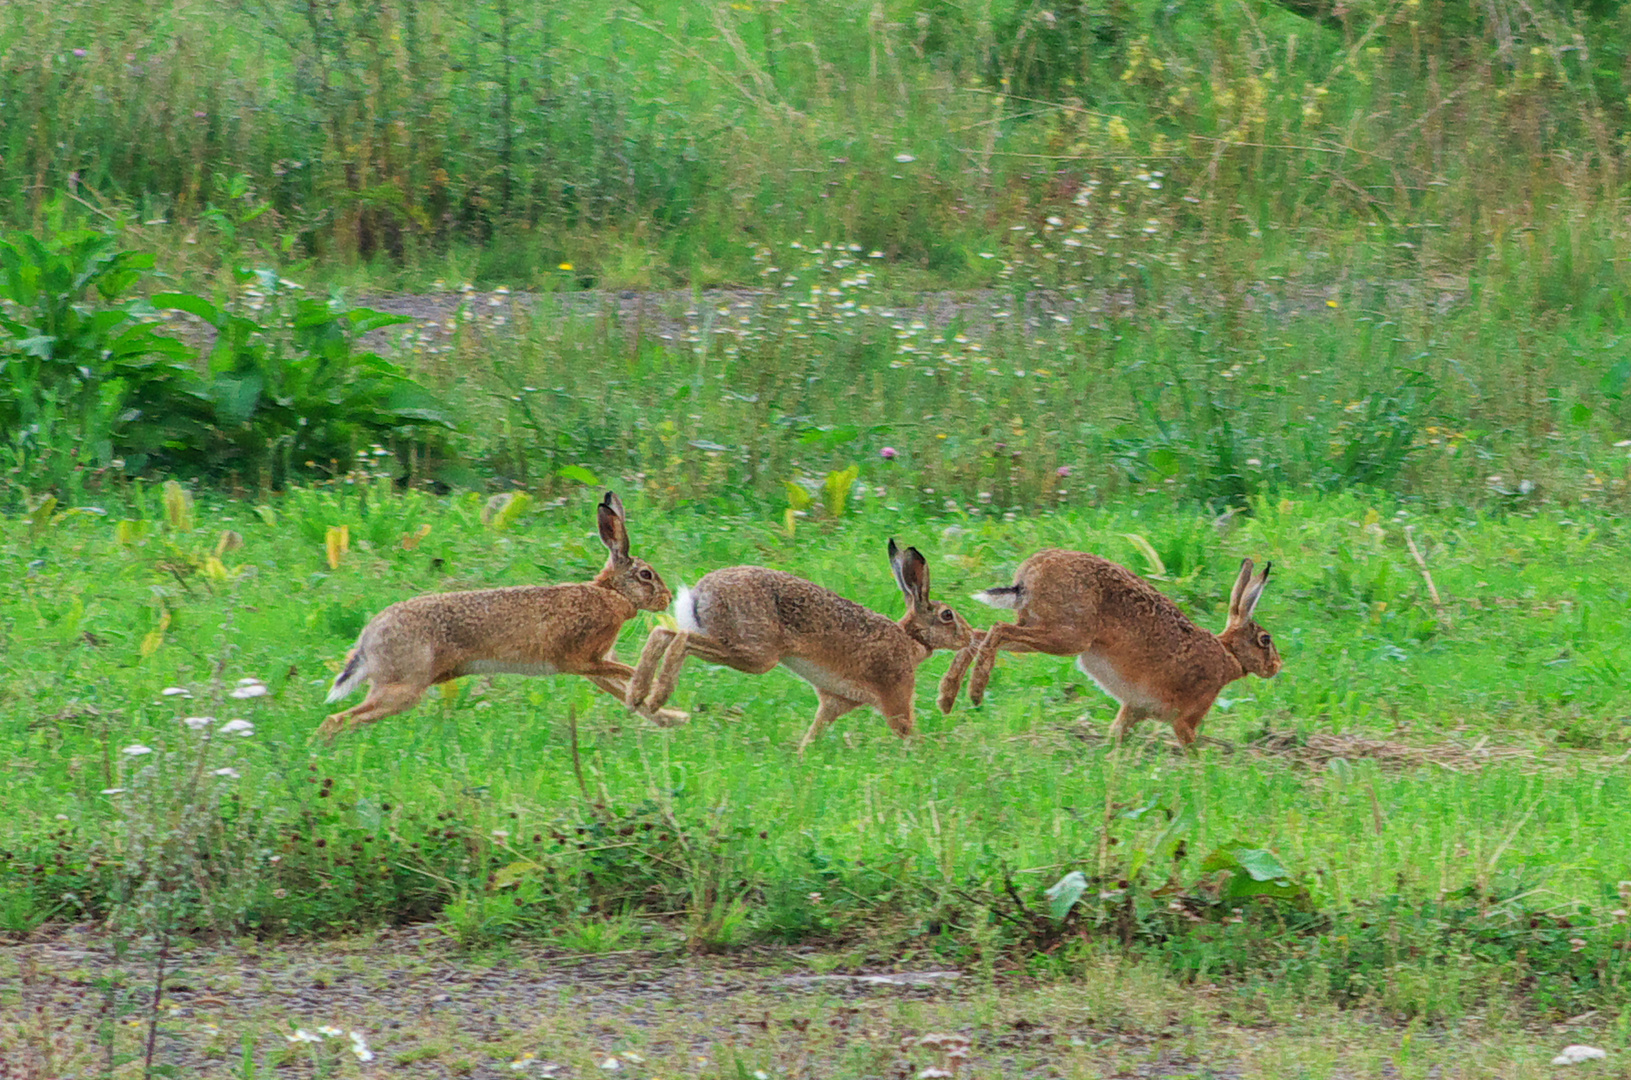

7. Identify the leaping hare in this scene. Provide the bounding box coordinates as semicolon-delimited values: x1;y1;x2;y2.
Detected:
625;540;975;753
318;492;688;740
941;553;1280;746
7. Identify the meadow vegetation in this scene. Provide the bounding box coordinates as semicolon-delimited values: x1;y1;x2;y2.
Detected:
4;0;1631;1072
3;0;1631;509
2;487;1629;1028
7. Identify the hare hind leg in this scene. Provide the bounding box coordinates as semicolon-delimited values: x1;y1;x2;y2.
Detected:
316;681;427;741
967;622;1086;706
584;674;690;728
626;628;677;710
1108;702;1151;742
796;690;864;756
643;632;775;713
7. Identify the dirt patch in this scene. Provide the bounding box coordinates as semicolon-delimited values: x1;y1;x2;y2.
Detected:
1246;730;1542;773
1;924;1233;1080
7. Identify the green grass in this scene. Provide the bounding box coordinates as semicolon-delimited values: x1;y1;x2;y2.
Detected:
4;485;1631;1025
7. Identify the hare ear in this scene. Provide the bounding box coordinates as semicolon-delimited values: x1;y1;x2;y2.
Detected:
598;492;630;563
1241;561;1272;621
890;541;931;609
1226;558;1255;625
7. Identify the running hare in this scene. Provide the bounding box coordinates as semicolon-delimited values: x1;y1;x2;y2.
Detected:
941;553;1279;746
625;540;975;753
318;492;687;739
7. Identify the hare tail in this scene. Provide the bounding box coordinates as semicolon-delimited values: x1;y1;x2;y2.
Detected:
673;585;699;633
972;585;1025;609
325;648;368;703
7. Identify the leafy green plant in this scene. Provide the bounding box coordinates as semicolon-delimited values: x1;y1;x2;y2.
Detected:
0;229;200;484
152;273;452;483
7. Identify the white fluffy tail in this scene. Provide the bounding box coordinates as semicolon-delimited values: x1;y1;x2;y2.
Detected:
673;585;700;633
325;649;368;703
972;585;1024;609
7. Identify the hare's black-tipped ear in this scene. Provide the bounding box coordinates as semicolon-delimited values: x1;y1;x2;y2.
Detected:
891;541;931;609
598;492;630;562
1241;560;1271;620
888;538;909;596
1227;557;1255;623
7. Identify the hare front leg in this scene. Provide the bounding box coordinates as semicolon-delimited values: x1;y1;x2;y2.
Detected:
966;622;1085;706
315;681;427;741
1169;701;1215;749
796;690;863;756
937;633;985;714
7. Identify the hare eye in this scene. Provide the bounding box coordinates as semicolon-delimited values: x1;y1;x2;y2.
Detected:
638;568;654;581
940;609;954;622
1258;632;1271;647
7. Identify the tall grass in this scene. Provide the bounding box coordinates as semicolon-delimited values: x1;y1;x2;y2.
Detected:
7;1;1631;295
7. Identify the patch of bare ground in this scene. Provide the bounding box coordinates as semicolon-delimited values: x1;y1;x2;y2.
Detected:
1026;719;1618;775
0;925;1606;1079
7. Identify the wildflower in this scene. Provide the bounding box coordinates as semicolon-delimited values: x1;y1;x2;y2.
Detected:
599;1058;621;1071
229;682;269;699
218;720;254;736
894;152;916;163
193;110;206;119
213;767;241;779
880;447;898;460
558;262;574;271
808;891;824;905
620;1052;645;1063
287;1029;322;1044
349;1031;375;1061
161;687;192;698
73;48;88;57
122;744;154;757
317;1026;344;1038
181;716;215;730
1056;466;1072;478
101;788;126;795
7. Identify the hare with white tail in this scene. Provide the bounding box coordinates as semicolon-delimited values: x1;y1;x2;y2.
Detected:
318;492;687;740
625;540;975;753
940;553;1281;746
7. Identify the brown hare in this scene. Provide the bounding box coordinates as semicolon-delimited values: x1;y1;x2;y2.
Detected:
318;492;687;740
625;540;975;753
941;553;1280;746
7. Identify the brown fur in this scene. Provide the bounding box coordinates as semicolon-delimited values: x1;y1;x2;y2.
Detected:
318;492;685;740
626;540;975;753
942;551;1280;746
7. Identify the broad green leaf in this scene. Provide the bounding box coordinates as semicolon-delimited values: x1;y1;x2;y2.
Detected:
494;861;542;888
783;480;813;511
151;292;222;324
1044;871;1089;922
557;465;600;487
1123;532;1166;578
345;307;416;334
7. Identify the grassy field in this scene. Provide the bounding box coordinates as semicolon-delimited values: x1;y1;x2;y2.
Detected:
8;2;1631;1072
3;484;1630;1064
